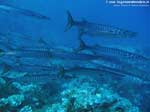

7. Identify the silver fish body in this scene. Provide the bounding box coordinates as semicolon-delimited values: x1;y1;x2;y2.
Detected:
8;63;60;74
2;73;59;85
0;48;103;61
61;64;150;82
0;4;50;20
77;38;150;64
65;11;136;38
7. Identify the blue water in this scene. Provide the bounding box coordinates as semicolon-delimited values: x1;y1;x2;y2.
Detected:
0;0;150;112
0;1;150;48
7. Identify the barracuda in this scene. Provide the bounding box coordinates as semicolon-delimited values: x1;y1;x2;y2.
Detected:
60;64;150;82
0;47;107;61
2;73;60;85
77;37;150;63
0;4;50;20
1;62;61;75
65;11;136;38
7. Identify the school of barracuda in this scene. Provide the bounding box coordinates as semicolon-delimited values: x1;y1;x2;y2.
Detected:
0;3;150;112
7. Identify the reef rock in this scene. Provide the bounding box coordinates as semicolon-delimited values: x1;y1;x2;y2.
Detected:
46;77;140;112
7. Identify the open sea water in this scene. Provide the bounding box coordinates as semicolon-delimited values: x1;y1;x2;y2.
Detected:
0;0;150;112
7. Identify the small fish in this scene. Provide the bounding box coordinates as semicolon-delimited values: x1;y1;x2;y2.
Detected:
65;11;136;38
0;4;50;20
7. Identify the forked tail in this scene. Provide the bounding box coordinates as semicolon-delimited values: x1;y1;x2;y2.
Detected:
78;37;87;50
65;10;74;32
74;36;88;53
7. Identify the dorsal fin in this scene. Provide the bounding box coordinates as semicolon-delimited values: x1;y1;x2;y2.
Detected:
0;48;5;56
38;37;51;50
78;36;87;51
58;66;66;78
79;38;86;49
15;57;22;66
38;37;47;46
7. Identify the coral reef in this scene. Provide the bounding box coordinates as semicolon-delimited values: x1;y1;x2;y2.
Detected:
0;94;25;112
0;73;140;112
0;75;62;112
0;77;46;112
46;76;140;112
0;94;24;107
19;105;32;112
0;77;6;87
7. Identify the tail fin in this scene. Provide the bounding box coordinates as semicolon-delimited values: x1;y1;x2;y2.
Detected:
74;37;89;52
78;37;86;50
65;11;74;32
58;67;65;78
0;48;5;57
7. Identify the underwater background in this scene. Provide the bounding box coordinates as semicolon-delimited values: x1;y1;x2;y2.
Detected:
0;0;150;112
